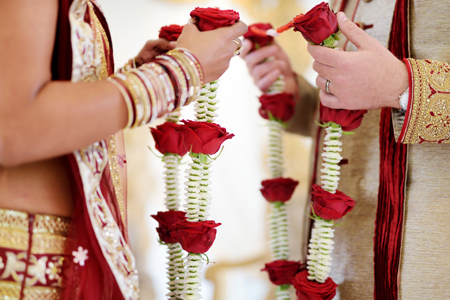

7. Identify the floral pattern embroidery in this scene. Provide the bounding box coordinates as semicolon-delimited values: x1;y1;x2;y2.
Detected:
72;246;89;266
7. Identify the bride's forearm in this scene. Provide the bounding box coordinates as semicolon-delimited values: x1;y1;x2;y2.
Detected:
0;80;128;167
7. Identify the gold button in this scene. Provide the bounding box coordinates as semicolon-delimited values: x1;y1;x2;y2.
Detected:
363;0;372;2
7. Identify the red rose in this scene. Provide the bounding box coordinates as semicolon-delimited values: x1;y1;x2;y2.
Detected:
243;23;274;51
151;211;187;244
159;24;184;41
190;7;240;31
311;184;355;221
150;121;188;156
260;177;299;203
292;270;337;300
259;93;296;122
292;2;338;45
261;260;304;286
171;220;221;253
179;120;234;155
320;103;367;131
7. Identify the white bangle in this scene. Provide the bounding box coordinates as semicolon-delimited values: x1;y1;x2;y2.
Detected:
399;87;409;112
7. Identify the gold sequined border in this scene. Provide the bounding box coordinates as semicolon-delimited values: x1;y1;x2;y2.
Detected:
0;281;61;300
0;209;70;254
401;59;450;143
87;1;127;227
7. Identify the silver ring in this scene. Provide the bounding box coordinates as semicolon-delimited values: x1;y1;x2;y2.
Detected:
325;79;331;94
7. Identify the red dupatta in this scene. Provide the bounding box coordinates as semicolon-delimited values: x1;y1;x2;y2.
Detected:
374;0;409;299
51;1;129;299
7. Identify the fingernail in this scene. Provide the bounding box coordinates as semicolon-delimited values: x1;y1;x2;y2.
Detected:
338;12;348;22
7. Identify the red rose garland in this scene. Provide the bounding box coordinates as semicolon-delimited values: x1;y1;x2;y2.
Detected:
292;270;337;300
259;93;296;123
260;178;299;203
159;24;184;42
152;211;187;244
245;22;302;300
190;7;240;31
162;8;239;300
243;23;275;51
276;2;340;48
277;2;367;298
149;24;191;300
171;220;221;253
262;260;304;286
310;184;355;221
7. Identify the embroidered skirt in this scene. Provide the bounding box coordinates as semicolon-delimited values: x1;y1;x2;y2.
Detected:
0;208;71;300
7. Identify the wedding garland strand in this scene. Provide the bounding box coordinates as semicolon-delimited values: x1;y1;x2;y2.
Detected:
268;120;285;179
307;125;343;283
265;77;295;300
184;156;202;222
165;105;188;300
167;242;185;300
181;79;221;299
163;154;183;210
276;288;291;300
162;152;186;300
194;81;219;123
267;75;285;95
198;157;213;220
183;253;204;300
266;77;285;179
268;203;290;260
166;108;181;123
321;125;343;194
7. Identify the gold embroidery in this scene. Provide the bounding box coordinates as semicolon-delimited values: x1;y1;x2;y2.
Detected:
402;59;450;143
0;210;30;231
0;209;70;254
0;281;21;299
23;286;61;300
31;234;68;255
0;281;62;300
106;135;126;226
69;1;139;298
87;1;126;227
0;228;29;251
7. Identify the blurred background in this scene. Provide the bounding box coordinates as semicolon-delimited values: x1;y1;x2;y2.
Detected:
99;0;319;299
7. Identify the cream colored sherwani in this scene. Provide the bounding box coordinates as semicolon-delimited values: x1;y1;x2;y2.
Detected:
289;0;450;299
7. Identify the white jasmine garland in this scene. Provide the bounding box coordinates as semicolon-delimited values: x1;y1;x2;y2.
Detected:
263;75;296;300
307;123;343;283
268;120;285;178
194;81;219;123
180;78;223;300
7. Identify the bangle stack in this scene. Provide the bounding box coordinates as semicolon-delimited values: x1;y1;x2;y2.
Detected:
109;48;204;129
118;57;137;72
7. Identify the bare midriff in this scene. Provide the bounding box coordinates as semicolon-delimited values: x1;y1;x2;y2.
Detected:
0;156;74;218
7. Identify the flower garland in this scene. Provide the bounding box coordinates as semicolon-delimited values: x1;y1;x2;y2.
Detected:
151;7;240;300
150;24;188;300
276;2;367;298
244;23;303;300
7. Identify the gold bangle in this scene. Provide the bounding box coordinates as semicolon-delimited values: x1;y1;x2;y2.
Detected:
120;72;143;128
130;69;153;125
150;63;175;112
108;76;134;129
157;55;189;107
168;51;200;101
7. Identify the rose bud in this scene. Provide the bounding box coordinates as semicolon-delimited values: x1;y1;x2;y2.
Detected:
151;211;187;244
150;121;188;156
190;7;240;31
